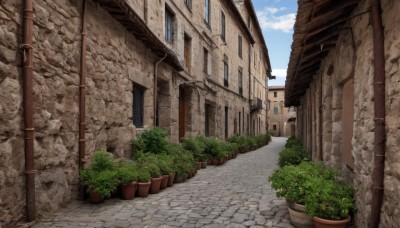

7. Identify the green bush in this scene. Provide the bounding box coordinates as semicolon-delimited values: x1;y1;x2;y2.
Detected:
168;144;195;175
135;153;161;178
117;161;137;184
155;153;175;175
182;137;206;161
305;178;355;220
278;146;309;168
285;136;301;148
132;127;169;154
136;168;151;182
268;162;338;205
79;150;119;197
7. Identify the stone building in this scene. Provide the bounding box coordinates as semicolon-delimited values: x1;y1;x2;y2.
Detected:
267;86;296;137
0;0;270;226
285;0;400;227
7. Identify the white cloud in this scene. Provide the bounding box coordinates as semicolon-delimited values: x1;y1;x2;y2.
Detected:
272;69;287;78
256;7;296;33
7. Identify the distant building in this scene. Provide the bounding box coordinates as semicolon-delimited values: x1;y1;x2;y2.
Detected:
267;86;296;137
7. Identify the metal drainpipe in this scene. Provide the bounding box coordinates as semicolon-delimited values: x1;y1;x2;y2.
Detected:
144;0;148;24
78;0;87;201
154;53;167;126
21;0;35;222
370;0;386;227
319;75;323;160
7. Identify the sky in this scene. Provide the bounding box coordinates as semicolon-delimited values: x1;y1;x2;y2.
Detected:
252;0;298;86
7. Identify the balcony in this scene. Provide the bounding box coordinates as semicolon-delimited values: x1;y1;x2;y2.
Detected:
251;98;262;112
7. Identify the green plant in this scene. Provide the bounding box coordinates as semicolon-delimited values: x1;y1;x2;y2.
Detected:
117;161;138;184
132;127;169;154
182;137;205;161
268;162;338;204
278;146;310;168
136;168;151;182
168;144;195;175
155;153;174;175
305;178;355;220
285;136;301;148
79;150;119;197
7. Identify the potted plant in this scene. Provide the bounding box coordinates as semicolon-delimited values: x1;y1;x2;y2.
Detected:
117;161;138;200
269;162;338;228
155;154;174;189
305;178;355;228
79;150;119;204
136;168;151;197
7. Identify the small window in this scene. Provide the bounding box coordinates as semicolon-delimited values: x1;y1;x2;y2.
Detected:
204;0;210;24
223;55;229;87
221;11;226;42
274;91;277;97
184;34;192;71
274;106;279;115
273;124;277;130
203;48;209;74
165;8;174;43
184;0;192;10
238;68;243;95
132;84;145;127
238;35;242;58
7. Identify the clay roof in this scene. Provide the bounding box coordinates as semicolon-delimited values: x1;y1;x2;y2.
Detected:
285;0;360;106
244;0;272;76
95;0;184;71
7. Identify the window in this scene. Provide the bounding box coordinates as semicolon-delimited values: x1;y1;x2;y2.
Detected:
238;68;243;95
221;11;226;42
238;35;242;58
132;84;145;127
184;34;191;70
204;0;210;24
165;8;174;43
184;0;192;10
225;106;228;139
223;55;229;86
273;124;277;130
274;91;277;97
203;48;208;74
274;105;279;115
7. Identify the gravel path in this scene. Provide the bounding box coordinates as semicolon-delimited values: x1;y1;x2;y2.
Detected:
33;137;293;228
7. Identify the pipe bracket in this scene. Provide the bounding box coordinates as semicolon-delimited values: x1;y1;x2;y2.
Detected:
20;44;33;50
25;169;36;174
25;128;35;131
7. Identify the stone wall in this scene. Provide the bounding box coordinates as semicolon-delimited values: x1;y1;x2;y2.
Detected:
295;0;400;226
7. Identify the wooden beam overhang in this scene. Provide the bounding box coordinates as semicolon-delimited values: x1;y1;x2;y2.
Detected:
284;0;360;107
94;0;183;71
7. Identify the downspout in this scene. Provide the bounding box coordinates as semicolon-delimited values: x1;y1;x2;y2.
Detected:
319;75;323;160
154;53;167;126
144;0;148;24
370;0;386;227
78;0;87;201
248;44;252;135
21;0;35;222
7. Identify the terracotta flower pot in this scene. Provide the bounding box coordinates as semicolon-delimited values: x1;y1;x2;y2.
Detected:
207;159;213;165
218;159;224;165
120;182;137;200
201;161;207;169
160;175;169;189
313;216;351;228
212;159;219;165
174;173;185;183
168;173;175;187
288;207;314;228
137;181;151;197
150;177;162;194
196;162;202;170
89;189;104;204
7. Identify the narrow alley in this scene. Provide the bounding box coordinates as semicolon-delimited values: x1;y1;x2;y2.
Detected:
32;138;292;228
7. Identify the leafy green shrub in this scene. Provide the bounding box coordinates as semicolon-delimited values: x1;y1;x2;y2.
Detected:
268;162;338;205
132;127;169;154
136;168;151;182
285;136;301;148
305;178;355;220
168;144;195;175
155;153;174;175
278;147;309;168
135;153;161;178
117;161;137;184
79;150;119;197
182;137;206;161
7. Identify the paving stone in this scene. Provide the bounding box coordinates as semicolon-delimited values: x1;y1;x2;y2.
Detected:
33;138;291;228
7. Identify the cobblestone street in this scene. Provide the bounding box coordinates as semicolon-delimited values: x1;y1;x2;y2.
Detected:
33;137;293;228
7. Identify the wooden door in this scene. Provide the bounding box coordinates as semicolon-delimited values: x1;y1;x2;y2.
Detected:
179;88;185;141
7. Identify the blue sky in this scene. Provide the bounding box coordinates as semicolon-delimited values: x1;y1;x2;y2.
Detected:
252;0;297;86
